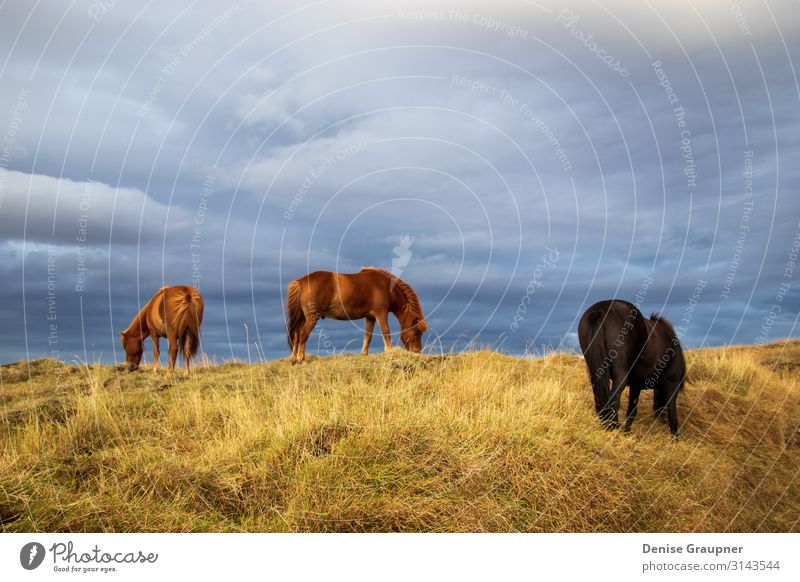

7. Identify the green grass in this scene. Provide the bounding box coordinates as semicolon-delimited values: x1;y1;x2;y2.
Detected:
1;341;799;532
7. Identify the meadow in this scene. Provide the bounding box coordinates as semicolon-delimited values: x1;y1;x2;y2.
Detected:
1;340;798;532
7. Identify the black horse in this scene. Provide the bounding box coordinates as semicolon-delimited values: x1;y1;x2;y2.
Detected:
578;299;686;438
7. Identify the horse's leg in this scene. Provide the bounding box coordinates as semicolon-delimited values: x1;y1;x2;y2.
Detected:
289;327;300;365
602;372;626;429
653;381;667;418
151;334;160;372
377;312;392;352
666;380;680;440
623;384;642;432
298;318;318;363
591;374;607;415
167;334;178;372
361;317;376;355
183;338;192;376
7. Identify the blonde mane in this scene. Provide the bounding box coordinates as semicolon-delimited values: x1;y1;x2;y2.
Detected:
122;288;166;336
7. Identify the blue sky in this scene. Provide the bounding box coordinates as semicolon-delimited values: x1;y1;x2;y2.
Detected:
0;0;798;364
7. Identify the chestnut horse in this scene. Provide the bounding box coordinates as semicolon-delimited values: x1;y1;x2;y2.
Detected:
286;267;428;364
578;299;686;439
120;286;204;373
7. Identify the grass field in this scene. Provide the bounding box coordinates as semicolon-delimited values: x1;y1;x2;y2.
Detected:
1;340;799;532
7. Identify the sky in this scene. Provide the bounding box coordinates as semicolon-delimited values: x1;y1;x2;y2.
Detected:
0;0;798;364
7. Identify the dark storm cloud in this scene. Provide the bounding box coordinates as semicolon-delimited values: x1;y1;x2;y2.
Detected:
1;0;798;363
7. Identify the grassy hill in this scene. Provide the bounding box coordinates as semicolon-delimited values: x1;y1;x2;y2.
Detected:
1;341;799;532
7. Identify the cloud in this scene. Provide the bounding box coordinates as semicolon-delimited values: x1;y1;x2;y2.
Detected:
0;0;798;362
0;169;194;245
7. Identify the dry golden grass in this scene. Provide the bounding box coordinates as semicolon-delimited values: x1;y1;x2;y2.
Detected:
1;340;798;532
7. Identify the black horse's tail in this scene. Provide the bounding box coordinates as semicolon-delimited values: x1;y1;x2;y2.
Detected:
582;311;610;416
286;280;305;350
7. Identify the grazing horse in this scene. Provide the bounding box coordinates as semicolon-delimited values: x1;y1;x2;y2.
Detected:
578;299;686;438
286;267;428;364
120;286;204;374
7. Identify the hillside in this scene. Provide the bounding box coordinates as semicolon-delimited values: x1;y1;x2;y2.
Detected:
1;341;799;532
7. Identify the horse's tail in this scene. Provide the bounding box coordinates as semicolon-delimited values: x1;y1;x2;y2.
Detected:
286;279;304;350
172;287;204;358
582;311;610;415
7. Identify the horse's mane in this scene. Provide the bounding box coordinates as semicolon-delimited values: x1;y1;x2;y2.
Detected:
123;289;165;336
650;312;677;338
360;266;426;327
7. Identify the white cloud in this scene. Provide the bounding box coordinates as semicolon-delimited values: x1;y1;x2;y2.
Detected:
0;169;193;245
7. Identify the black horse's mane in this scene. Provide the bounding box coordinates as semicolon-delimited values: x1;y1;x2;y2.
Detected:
650;312;678;337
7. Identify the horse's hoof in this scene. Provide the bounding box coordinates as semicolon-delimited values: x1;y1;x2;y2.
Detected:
601;414;619;429
671;434;679;442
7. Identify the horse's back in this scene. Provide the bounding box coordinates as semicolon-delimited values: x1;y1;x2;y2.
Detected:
581;299;640;321
291;269;390;320
578;299;642;343
294;270;335;299
298;270;333;283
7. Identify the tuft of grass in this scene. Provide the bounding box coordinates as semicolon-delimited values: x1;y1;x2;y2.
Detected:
1;341;799;532
687;350;771;395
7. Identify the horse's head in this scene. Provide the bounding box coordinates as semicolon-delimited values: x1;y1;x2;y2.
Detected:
399;315;428;353
120;331;143;371
385;273;427;353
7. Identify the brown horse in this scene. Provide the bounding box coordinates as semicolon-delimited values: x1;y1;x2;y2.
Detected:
120;286;204;373
578;299;686;439
286;267;428;364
